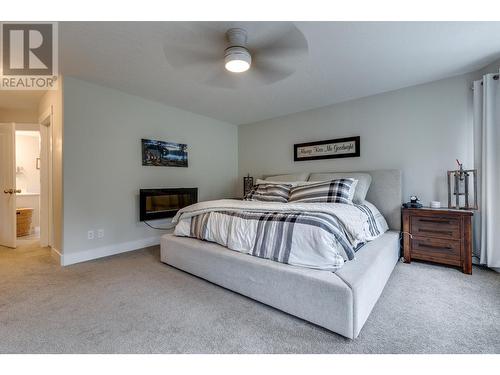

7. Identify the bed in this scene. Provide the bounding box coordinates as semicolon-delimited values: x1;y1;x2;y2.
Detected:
160;169;402;339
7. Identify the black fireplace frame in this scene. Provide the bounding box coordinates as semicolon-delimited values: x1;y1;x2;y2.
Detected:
139;188;198;221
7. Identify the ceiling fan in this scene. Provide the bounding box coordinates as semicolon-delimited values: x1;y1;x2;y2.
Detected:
224;28;252;73
162;22;309;89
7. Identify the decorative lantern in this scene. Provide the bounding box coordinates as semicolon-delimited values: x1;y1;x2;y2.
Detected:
447;160;478;210
243;174;254;197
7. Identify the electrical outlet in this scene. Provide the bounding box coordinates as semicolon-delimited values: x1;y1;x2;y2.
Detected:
87;230;95;240
97;229;104;239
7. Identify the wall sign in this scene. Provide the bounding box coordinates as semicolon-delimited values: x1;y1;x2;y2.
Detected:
294;136;360;161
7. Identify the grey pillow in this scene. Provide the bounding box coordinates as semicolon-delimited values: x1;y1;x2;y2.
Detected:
308;172;372;203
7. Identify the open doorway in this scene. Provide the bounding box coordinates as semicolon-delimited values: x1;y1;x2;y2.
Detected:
0;91;51;251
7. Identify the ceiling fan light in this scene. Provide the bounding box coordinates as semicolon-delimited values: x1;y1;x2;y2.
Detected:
224;46;251;73
225;59;250;73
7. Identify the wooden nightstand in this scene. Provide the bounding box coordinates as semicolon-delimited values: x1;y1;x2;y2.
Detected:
402;207;473;274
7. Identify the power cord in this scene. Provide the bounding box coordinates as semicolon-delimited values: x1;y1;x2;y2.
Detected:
143;221;174;230
399;231;413;240
398;231;413;263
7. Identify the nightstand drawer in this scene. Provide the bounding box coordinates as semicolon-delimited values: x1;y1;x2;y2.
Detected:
410;216;460;239
411;237;461;260
403;207;473;274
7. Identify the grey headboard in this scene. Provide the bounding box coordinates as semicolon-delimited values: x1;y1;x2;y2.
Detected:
364;169;402;231
263;169;402;230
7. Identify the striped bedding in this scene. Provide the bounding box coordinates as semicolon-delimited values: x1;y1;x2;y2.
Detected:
172;199;388;271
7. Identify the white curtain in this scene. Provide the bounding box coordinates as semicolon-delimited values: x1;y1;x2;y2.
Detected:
473;71;500;270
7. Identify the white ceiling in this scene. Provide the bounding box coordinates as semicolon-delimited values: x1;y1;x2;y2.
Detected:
60;22;500;125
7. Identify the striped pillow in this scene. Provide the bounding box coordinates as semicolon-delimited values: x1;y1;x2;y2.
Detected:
288;178;357;204
244;183;292;203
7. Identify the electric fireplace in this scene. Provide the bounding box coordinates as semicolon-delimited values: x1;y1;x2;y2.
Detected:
139;188;198;221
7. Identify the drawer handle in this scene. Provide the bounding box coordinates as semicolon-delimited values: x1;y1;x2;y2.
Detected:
418;243;453;251
418;228;453;236
418;219;451;224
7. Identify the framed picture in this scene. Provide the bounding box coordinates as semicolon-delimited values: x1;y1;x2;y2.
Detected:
141;139;188;167
294;136;360;162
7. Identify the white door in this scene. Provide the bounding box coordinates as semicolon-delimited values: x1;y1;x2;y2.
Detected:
0;123;16;248
39;110;52;248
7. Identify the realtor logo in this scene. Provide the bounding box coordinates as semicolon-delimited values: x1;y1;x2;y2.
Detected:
1;22;58;90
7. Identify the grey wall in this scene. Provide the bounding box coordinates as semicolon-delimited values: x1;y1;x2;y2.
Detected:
239;75;475;205
63;77;238;258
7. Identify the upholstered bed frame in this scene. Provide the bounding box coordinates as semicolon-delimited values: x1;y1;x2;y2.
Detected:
356;169;401;231
161;169;402;339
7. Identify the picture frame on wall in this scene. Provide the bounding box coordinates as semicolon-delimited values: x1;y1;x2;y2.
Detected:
294;136;360;162
141;139;188;167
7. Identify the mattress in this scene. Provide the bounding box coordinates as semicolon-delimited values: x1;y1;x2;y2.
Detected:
160;230;400;339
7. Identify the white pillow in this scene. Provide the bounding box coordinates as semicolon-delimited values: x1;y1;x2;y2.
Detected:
264;172;310;182
360;201;389;236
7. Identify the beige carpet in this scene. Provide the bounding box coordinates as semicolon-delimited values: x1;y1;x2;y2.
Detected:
0;241;499;353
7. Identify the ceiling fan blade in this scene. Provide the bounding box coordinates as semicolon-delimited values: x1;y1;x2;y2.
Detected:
162;22;227;69
161;22;307;88
251;59;295;85
161;21;226;48
203;65;245;89
163;43;221;69
252;24;308;59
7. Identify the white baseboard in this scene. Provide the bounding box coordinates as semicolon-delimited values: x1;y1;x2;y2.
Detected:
61;235;161;266
50;247;63;264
